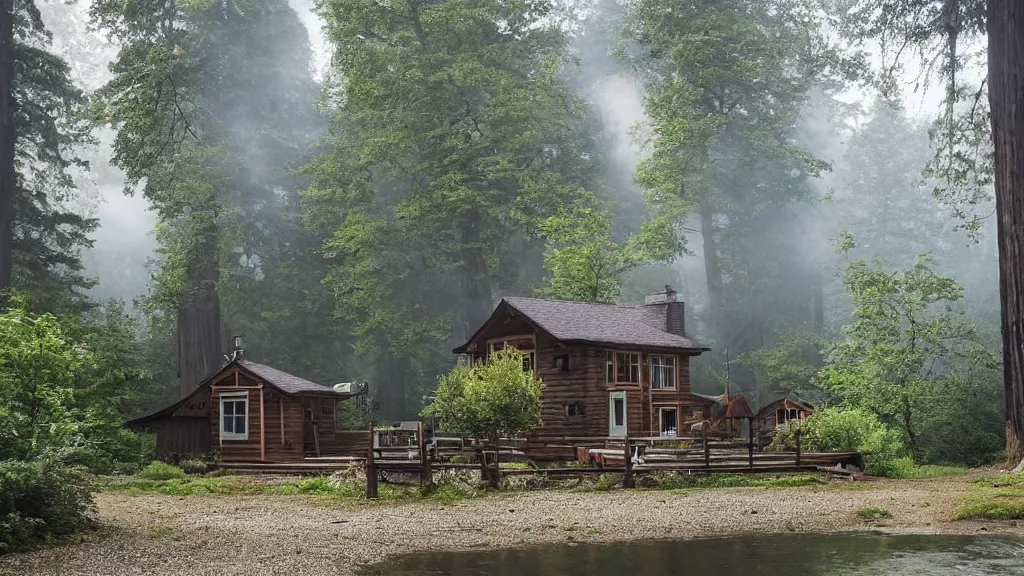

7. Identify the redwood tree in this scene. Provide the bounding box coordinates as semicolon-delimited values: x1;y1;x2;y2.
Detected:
988;0;1024;462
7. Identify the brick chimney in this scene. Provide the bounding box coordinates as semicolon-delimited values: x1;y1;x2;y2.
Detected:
644;285;686;337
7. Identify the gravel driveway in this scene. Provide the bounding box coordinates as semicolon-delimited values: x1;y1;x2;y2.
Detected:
0;477;1014;576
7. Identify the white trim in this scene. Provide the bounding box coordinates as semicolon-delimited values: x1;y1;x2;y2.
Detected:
609;391;627;437
220;392;249;441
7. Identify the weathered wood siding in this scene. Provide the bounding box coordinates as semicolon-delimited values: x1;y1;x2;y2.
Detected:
263;392;305;462
151;418;211;460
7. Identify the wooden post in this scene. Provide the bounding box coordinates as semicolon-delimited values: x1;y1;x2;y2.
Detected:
747;418;754;469
366;422;378;499
279;395;285;446
418;421;430;486
259;387;266;462
795;427;802;467
622;433;635;488
703;421;710;470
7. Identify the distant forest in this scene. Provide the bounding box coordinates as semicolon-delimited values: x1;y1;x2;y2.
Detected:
0;0;1010;468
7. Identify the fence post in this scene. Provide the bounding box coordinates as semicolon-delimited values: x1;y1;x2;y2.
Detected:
418;421;431;486
795;427;802;467
622;432;635;488
703;421;710;470
366;422;378;499
748;418;754;469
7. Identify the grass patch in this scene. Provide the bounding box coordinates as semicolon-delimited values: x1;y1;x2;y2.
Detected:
147;524;174;539
954;473;1024;520
899;464;969;479
499;462;532;470
856;506;892;520
646;473;825;491
100;472;478;505
137;461;186;481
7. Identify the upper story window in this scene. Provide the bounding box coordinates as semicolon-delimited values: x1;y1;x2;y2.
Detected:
650;356;677;390
606;351;640;385
220;393;248;441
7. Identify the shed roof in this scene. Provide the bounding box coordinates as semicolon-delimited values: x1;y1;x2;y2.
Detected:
454;297;709;353
756;396;815;417
125;358;351;427
239;360;341;395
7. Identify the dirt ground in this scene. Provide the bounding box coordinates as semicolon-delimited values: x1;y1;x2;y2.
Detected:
1;475;1019;576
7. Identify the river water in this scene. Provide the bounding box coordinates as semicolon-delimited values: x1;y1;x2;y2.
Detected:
368;533;1024;576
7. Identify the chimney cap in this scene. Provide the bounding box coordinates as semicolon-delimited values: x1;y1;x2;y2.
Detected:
644;285;678;305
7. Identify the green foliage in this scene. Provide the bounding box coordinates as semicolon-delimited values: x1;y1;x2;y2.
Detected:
177;458;210;475
422;348;543;440
8;0;98;312
815;251;999;457
739;332;825;398
855;507;892;520
0;305;91;460
594;473;622;491
955;474;1024;521
137;462;186;482
0;458;94;554
646;472;823;491
795;407;912;478
304;0;603;416
535;193;678;303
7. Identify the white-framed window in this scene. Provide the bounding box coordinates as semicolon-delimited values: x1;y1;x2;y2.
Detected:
650;356;677;390
660;408;678;437
220;393;249;441
606;351;640;385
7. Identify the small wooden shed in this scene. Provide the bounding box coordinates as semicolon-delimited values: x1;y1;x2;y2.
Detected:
756;397;815;432
126;357;362;463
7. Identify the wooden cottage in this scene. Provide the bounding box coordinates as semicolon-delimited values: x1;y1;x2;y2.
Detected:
453;287;711;456
756;397;815;433
126;357;363;463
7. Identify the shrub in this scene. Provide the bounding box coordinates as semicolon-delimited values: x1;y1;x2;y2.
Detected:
0;459;94;554
138;461;186;481
798;407;911;478
298;477;335;494
178;458;209;475
856;507;892;520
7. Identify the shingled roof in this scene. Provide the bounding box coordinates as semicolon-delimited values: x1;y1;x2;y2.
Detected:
239;360;342;395
456;296;709;352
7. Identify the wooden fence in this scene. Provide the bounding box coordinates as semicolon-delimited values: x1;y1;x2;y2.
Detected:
359;423;863;499
216;422;863;496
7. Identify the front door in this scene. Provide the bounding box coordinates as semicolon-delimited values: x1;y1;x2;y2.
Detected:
609;391;627;437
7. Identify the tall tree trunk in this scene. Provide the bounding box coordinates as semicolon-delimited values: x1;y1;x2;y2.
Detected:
700;204;724;345
0;0;15;291
988;0;1024;464
177;229;223;397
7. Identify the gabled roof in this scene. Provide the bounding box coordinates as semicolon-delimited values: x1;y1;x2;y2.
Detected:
756;396;815;417
125;358;352;427
454;296;709;353
694;393;755;419
239;360;340;395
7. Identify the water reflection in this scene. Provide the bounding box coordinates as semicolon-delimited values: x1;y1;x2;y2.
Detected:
368;534;1024;576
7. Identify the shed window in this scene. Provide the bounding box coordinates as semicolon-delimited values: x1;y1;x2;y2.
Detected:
606;351;640;385
552;354;570;371
565;401;585;417
650;356;676;390
220;393;248;440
